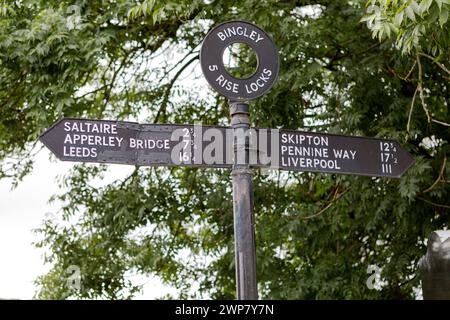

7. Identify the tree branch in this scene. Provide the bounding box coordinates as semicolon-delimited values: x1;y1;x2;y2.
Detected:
406;54;450;132
419;52;450;76
431;119;450;127
154;55;199;123
416;54;432;124
422;156;447;194
406;83;419;134
156;48;199;88
417;196;450;209
294;187;349;221
403;60;417;81
102;48;139;113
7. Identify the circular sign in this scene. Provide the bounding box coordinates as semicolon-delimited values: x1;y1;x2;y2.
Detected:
200;20;279;101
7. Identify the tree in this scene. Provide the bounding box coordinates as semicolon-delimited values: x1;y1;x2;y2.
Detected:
0;0;448;299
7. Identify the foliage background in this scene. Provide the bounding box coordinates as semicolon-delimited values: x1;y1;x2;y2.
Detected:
0;0;449;299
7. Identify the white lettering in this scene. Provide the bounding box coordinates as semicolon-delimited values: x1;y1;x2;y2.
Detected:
63;146;97;158
216;27;264;43
244;69;273;94
215;74;239;93
129;138;170;150
62;121;119;134
333;149;356;159
282;156;341;170
217;32;226;41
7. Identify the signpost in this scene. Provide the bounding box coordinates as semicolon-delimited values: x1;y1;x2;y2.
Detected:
276;130;414;178
41;119;414;178
201;22;280;299
39;118;231;168
39;20;415;301
200;20;279;101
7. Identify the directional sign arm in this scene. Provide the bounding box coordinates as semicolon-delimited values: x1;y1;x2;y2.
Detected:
276;130;414;178
39;118;233;169
40;118;414;177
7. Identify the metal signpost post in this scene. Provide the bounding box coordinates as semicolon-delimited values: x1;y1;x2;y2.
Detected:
200;20;280;300
39;20;415;301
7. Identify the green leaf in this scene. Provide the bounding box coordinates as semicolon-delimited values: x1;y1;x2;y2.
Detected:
439;7;449;27
384;22;391;38
418;0;433;13
435;0;450;9
405;6;415;20
410;0;420;13
429;3;441;22
394;11;404;25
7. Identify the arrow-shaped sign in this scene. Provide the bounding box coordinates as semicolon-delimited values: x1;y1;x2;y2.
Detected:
39;118;231;168
276;129;414;178
39;118;414;178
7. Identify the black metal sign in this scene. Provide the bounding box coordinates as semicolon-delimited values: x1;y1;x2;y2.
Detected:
39;118;231;168
276;129;414;178
200;20;279;101
40;118;414;178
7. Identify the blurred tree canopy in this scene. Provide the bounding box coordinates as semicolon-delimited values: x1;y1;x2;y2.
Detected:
0;0;449;299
